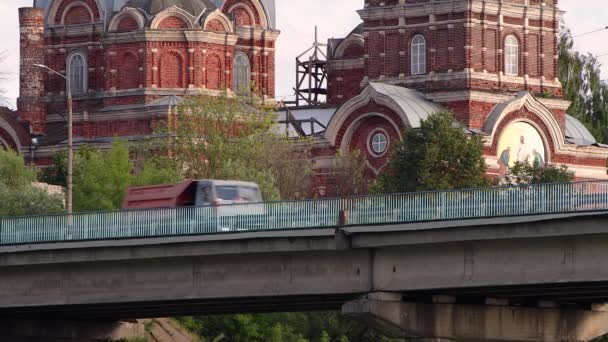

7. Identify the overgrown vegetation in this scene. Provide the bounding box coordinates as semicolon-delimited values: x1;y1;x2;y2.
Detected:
505;161;575;185
158;93;315;201
175;313;402;342
559;28;608;144
0;148;64;216
373;110;489;193
42;139;180;212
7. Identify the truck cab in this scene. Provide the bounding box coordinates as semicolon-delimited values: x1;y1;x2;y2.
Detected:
123;179;264;210
195;180;263;207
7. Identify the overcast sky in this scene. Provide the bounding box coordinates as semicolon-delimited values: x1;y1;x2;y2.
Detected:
0;0;606;108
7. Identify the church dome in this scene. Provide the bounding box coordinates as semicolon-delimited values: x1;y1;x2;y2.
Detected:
124;0;216;17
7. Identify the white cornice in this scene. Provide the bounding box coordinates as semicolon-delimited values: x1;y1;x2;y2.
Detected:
367;70;562;89
358;0;561;24
102;30;239;45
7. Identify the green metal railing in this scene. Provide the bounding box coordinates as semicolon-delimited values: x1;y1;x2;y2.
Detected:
1;180;608;245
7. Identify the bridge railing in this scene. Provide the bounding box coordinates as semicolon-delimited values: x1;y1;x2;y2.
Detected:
1;180;608;245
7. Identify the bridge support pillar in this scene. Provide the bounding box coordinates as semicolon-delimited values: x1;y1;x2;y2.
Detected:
0;319;145;341
342;294;608;341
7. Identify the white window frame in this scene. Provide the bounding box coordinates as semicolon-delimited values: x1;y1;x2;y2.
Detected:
410;34;427;75
368;129;390;157
504;35;519;76
233;51;251;96
67;52;88;95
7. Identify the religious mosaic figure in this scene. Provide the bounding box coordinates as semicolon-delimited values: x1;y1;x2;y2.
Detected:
499;146;511;176
517;135;529;163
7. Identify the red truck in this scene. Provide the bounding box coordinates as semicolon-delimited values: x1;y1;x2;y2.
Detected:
123;179;264;209
123;180;265;232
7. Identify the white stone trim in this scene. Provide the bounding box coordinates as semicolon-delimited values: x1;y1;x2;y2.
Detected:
66;50;89;95
102;30;239;46
484;91;564;153
226;0;270;29
367;128;390;158
202;9;235;33
339;113;401;156
59;1;95;25
325;85;410;146
150;6;198;30
334;34;365;59
108;7;146;31
47;0;103;26
0;119;23;151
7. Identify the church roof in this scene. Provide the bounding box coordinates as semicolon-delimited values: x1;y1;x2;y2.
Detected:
367;83;443;128
123;0;216;16
565;114;598;146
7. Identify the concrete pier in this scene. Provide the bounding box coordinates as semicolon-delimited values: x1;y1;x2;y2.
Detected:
343;294;608;342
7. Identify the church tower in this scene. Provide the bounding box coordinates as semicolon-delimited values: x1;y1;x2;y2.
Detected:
357;0;564;130
319;0;608;185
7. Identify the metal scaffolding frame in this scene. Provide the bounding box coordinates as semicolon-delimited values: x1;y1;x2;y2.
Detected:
287;26;328;108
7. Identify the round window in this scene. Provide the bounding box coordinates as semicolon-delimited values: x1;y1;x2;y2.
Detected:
370;132;388;156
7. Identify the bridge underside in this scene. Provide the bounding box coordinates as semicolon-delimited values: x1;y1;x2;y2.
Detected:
5;282;608;320
0;294;358;320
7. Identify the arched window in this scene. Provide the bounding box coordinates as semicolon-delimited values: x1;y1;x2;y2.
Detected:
410;35;426;75
233;52;251;95
504;35;519;76
67;52;87;95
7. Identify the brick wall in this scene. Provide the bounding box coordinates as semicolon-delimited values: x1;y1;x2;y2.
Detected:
158;16;188;29
17;7;46;135
328;0;562;106
19;0;277;142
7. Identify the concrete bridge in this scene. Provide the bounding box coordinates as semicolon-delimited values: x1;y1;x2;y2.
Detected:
3;208;608;341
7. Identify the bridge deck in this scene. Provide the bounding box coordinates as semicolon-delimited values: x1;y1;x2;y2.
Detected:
1;180;608;245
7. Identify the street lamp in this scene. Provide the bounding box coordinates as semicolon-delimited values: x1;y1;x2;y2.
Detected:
33;64;73;215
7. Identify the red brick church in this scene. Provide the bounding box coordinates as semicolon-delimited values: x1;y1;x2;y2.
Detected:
3;0;278;164
2;0;608;193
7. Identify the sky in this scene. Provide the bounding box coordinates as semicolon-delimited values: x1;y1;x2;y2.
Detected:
0;0;606;108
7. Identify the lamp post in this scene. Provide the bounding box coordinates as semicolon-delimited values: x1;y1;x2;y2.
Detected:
33;64;73;215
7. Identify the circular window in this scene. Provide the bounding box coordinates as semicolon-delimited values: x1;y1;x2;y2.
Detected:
370;131;389;156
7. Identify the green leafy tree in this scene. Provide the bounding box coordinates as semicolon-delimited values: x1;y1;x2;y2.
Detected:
72;140;132;212
374;111;489;193
0;149;64;216
45;139;182;212
176;312;403;342
160;93;313;201
506;161;575;185
559;28;608;143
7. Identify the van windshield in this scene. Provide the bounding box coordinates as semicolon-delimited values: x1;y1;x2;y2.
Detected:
216;186;262;203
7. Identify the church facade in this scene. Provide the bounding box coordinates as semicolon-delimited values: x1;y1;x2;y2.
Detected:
302;0;608;195
3;0;278;164
2;0;608;195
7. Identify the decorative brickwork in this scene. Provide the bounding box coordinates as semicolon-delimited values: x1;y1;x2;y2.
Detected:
15;0;278;153
117;16;139;31
157;16;188;29
319;0;608;187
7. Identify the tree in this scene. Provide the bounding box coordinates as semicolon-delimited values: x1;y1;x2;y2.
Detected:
72;140;132;212
558;29;608;144
505;161;575;185
374;111;489;193
176;312;403;342
160;94;313;201
0;148;64;216
43;139;182;212
327;149;369;197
